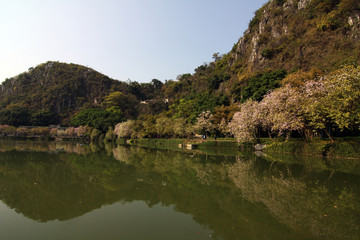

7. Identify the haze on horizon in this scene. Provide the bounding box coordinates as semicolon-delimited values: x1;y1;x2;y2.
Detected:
0;0;267;83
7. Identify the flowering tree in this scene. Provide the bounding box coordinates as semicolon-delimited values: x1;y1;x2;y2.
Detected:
218;118;231;137
195;111;215;138
260;84;304;138
74;126;91;137
301;79;333;140
114;120;135;138
301;66;360;142
229;100;261;142
229;65;360;143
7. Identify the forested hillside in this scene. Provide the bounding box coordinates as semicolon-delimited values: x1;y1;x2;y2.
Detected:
1;0;360;141
0;62;164;127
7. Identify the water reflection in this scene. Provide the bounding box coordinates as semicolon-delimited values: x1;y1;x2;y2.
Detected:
0;139;359;240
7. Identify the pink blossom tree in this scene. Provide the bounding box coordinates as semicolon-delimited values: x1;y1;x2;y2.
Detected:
229;100;262;142
260;84;304;138
114;120;135;138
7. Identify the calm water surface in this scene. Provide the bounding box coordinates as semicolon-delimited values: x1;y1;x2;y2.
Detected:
0;139;359;240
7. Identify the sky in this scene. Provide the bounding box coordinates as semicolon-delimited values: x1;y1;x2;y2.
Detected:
0;0;267;83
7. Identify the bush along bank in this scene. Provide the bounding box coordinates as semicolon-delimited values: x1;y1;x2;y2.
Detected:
0;125;115;143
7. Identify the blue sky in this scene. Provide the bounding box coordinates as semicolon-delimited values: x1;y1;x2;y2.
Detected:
0;0;267;83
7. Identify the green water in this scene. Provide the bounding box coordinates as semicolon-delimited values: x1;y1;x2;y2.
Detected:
0;139;359;240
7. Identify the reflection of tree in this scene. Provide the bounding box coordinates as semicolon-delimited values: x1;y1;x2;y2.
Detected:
228;158;360;240
0;140;359;240
0;139;93;155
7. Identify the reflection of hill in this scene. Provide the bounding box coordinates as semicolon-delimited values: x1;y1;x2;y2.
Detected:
0;151;117;222
0;140;359;240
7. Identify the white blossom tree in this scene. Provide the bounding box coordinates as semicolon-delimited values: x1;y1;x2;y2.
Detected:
229;100;262;142
195;111;215;138
114;120;135;138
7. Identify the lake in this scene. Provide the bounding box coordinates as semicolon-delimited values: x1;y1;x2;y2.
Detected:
0;139;359;240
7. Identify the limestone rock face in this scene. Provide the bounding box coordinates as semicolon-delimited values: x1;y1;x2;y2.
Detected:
348;14;360;39
229;0;360;73
298;0;312;10
234;0;298;65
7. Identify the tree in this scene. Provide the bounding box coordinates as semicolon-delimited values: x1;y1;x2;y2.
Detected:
213;104;240;124
212;52;222;62
218;118;231;137
70;108;124;132
301;66;360;141
102;91;137;118
151;79;163;91
260;84;304;138
302;79;335;141
229;100;262;142
195;111;215;138
241;69;287;101
31;110;57;126
322;66;360;131
140;115;157;138
208;73;230;91
0;105;31;127
155;116;174;138
114;120;135;138
173;118;192;138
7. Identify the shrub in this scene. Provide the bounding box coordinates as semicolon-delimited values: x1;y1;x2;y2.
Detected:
65;127;75;137
114;120;135;138
275;0;285;6
50;128;58;137
105;127;115;142
90;129;102;142
261;48;275;59
74;126;92;138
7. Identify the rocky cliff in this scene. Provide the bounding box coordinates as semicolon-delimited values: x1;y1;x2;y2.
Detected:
230;0;360;74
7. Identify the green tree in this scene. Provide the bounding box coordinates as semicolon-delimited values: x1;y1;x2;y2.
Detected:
241;70;287;101
323;66;360;131
102;91;137;118
155;116;174;138
0;105;31;127
70;108;124;132
31;110;57;126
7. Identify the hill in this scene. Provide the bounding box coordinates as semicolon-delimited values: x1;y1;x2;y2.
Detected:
0;61;137;126
0;0;360;139
121;0;360;139
163;0;360;104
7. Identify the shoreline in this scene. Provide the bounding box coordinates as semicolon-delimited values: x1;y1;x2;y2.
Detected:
117;137;360;160
0;130;359;159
